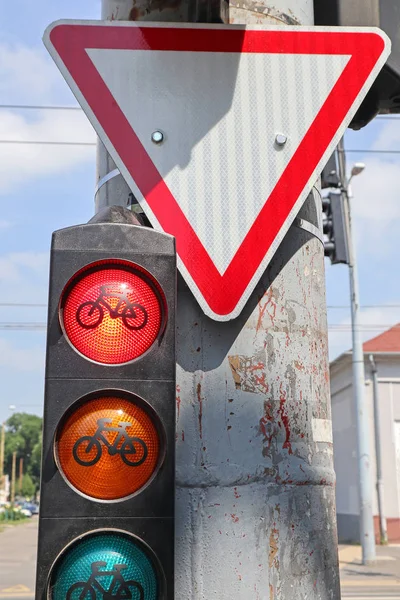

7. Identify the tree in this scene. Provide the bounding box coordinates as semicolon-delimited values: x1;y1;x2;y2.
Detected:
21;473;35;498
4;413;43;493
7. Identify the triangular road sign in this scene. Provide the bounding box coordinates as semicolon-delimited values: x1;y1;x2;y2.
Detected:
44;21;390;320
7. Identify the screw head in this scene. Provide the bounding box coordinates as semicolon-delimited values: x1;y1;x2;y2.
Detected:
275;133;287;147
151;130;164;144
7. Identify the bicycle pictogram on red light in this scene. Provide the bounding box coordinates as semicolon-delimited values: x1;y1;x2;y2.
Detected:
76;284;148;331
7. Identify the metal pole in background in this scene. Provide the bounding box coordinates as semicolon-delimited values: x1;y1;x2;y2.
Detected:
18;457;23;495
10;451;16;505
338;139;375;563
369;354;388;544
98;2;340;597
0;422;5;482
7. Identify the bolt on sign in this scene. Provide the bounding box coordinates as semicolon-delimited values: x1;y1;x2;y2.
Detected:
34;210;176;599
44;21;390;320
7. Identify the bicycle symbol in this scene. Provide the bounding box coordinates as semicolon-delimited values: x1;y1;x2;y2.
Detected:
66;561;144;599
73;418;148;467
76;285;148;331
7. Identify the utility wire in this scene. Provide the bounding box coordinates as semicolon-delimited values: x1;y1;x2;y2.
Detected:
344;149;400;154
0;140;95;147
1;140;400;154
2;104;399;119
0;303;47;307
327;304;400;309
0;104;81;111
0;322;397;332
2;302;400;309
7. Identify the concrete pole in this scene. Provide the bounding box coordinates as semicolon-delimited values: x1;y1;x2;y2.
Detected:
98;1;340;597
337;139;375;563
369;354;388;544
11;451;16;504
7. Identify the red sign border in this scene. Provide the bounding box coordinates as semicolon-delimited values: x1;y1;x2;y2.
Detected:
47;23;387;318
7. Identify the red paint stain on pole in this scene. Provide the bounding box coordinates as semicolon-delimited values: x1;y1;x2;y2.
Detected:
278;383;292;454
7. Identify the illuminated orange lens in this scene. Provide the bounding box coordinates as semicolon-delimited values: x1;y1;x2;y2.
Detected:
60;260;163;364
57;395;160;500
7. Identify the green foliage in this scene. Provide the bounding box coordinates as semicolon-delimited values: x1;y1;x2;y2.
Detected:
0;507;27;522
21;473;35;498
4;412;43;493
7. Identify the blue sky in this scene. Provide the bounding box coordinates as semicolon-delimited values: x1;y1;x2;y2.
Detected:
0;1;399;423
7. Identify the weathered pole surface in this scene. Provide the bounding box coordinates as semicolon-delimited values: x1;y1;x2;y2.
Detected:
98;1;340;598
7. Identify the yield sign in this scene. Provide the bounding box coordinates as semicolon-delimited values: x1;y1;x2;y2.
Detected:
44;21;389;321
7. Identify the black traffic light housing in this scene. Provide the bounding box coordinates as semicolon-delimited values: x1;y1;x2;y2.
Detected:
323;191;350;265
321;151;341;189
35;207;176;599
314;0;400;128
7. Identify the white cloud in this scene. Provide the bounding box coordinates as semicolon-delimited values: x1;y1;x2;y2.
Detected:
0;251;49;303
0;109;96;194
0;42;96;194
329;305;400;361
7;252;50;272
0;43;60;104
0;219;11;229
349;121;400;256
0;338;45;372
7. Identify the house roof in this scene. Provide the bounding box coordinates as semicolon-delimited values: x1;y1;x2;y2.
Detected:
330;323;400;370
363;323;400;353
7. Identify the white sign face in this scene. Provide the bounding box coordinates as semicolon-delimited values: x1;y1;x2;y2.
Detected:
44;21;390;321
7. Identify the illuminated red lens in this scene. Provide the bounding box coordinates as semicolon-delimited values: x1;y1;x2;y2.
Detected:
60;260;164;364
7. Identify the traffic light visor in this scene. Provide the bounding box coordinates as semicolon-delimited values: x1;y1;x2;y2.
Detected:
60;259;165;365
56;393;162;501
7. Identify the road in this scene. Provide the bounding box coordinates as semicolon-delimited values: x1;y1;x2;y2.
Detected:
0;519;399;599
0;519;37;599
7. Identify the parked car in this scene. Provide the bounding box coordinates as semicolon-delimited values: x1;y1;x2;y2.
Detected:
22;502;39;515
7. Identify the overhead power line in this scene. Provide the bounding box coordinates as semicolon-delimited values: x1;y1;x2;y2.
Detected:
0;322;398;333
2;104;398;119
2;302;399;310
0;104;81;111
0;302;47;307
1;140;400;154
0;140;95;147
327;304;400;309
345;149;400;154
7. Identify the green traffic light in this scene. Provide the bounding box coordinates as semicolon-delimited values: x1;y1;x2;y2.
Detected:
50;532;158;599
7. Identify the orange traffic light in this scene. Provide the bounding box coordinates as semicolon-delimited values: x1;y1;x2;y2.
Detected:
56;394;161;501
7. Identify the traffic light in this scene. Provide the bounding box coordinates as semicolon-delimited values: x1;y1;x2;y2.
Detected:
321;151;341;189
314;0;400;128
323;191;350;265
35;207;176;599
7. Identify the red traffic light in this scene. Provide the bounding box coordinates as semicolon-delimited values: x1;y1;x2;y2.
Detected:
60;259;165;364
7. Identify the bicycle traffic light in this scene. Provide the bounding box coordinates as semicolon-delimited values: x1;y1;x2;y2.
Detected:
323;191;350;265
35;207;176;600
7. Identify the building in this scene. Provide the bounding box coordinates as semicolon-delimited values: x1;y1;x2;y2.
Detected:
330;324;400;543
0;474;10;505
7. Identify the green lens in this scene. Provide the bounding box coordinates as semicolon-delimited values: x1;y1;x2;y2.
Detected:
50;532;158;599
